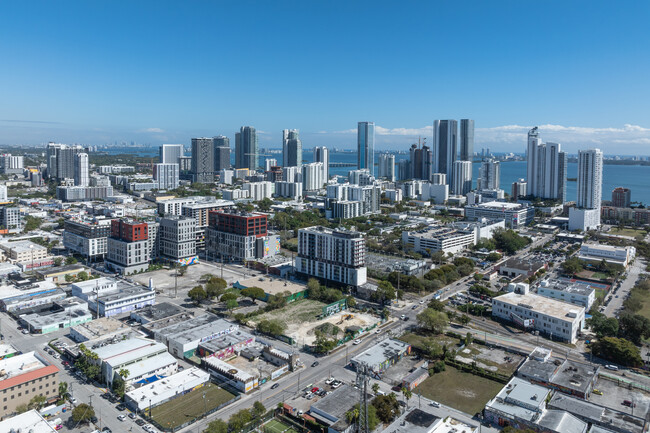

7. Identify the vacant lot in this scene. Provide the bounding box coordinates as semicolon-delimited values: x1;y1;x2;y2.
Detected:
150;383;235;430
418;366;503;415
399;332;461;352
250;299;380;345
609;227;645;240
455;344;523;376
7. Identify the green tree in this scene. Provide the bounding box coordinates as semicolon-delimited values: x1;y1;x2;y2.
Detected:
492;228;531;255
618;313;650;345
416;308;449;334
65;256;78;265
459;314;471;325
427;298;445;312
314;332;337;353
226;298;239;312
257;197;273;212
252;401;266;418
24;216;43;232
371;394;400;423
464;332;473;346
256;319;287;336
220;292;238;303
562;257;584;275
204;419;228;433
16;403;28;414
71;403;95;423
346;403;379;431
346;295;357;308
372;383;380;394
372;280;396;305
54;257;63;266
228;409;252;433
59;381;68;398
28;394;47;410
266;294;287;310
77;271;89;281
188;286;207;304
401;387;412;408
591;337;643;367
205;283;225;299
241;287;265;303
588;312;619;338
430;360;446;373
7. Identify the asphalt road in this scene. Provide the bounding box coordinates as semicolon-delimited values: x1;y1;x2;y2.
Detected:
604;258;645;317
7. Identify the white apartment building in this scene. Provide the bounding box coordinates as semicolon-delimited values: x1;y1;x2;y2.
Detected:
402;225;476;255
420;182;449;204
296;226;367;287
348;169;375;186
106;238;150;274
153;163;180;190
526;127;568;202
0;241;48;263
243;181;273;201
569;148;603;231
274;181;303;200
537;280;596;311
377;154;395;181
314;146;329;181
222;189;250;200
492;292;585;343
157;197;198;216
282;166;301;183
74;153;89;186
384;189;403;203
160;216;196;261
329;201;362;219
452;160;472;196
219;169;234;185
579;243;635;267
302;162;325;191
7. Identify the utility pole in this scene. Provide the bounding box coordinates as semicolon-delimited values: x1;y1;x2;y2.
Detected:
174;265;178;298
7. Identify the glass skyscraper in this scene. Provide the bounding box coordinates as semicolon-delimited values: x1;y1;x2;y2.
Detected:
357;121;375;176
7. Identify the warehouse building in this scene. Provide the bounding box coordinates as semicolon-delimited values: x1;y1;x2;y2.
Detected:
350;339;411;378
464;201;534;229
492;292;585;343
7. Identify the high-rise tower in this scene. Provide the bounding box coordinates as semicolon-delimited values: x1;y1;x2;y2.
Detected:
460;119;474;162
433;120;458;179
357;122;375;176
235;126;258;170
283;129;302;167
191;138;215;183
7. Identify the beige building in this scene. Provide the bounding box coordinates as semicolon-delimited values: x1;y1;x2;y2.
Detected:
0;352;59;417
0;241;48;264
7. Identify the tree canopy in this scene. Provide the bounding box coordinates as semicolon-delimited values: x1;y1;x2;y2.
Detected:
591;337;643;367
416;308;449;334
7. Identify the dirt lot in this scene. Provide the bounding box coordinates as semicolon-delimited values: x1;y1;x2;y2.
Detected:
455;344;524;376
249;299;381;345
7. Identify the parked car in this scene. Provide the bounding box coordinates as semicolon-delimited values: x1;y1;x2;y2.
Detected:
353;339;361;345
118;415;126;421
271;383;280;389
623;400;637;407
430;401;441;408
311;361;319;367
136;419;146;426
592;389;603;395
116;404;126;411
129;413;137;419
605;364;619;371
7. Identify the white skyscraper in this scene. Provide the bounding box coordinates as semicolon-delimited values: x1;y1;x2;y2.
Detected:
0;185;7;201
314;146;329;181
452;160;472;195
302;162;325;191
434;119;458;180
526;127;567;202
478;159;500;190
153;163;180;190
160;144;184;165
577;149;603;209
378;154;395;181
74;153;89;186
357;122;375;176
569;148;603;231
265;159;278;171
282;129;302;167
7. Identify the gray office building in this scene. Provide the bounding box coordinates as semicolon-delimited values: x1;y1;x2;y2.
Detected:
433;120;458;180
283;129;302;167
357;122;375;176
159;144;184;165
460;119;474;162
46;142;85;181
409;144;433;181
314;146;329;181
214;136;230;171
235;126;258;170
191;138;215;183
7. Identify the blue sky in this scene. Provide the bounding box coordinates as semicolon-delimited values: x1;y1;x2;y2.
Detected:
1;1;649;154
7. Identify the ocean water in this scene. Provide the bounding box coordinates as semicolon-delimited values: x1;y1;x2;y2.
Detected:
103;147;650;205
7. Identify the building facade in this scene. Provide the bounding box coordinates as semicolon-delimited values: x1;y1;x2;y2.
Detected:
357;122;375;175
159;216;197;263
191;137;215;183
235;126;258;170
433;119;457;179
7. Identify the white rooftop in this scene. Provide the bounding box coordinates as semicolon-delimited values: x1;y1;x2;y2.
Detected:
0;351;46;379
94;337;165;365
126;367;209;402
124;351;177;381
0;409;57;432
494;292;584;320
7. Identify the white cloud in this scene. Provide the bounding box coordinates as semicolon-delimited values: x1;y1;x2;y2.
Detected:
139;127;165;133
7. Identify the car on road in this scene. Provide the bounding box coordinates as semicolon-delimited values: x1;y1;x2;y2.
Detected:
592;389;603;395
375;329;381;334
605;364;619;371
118;414;126;421
102;428;112;433
411;305;417;310
116;403;126;411
21;329;29;334
400;314;406;320
129;412;137;419
136;419;146;426
353;339;361;345
623;400;637;407
430;401;441;408
311;361;319;367
69;397;77;404
271;383;280;389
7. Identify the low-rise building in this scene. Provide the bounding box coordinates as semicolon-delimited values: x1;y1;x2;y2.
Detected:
20;298;92;334
465;201;534;229
402;225;476;255
498;258;547;278
203;356;258;393
197;328;255;360
70;316;131;343
0;409;58;432
124;367;211;412
93;337;177;387
0;352;59;417
89;284;156;317
492;292;585;343
0;240;48;264
130;302;185;324
517;356;599;399
382;407;476;433
578;243;636;267
309;384;360;431
350;339;411;378
537;280;596;310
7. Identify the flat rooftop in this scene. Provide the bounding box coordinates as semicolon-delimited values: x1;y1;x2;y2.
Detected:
486;377;549;422
124;351;177;381
152;313;221;338
310;384;361;422
72;316;130;339
476;201;523;210
99;284;153;303
536;410;587;433
94;337;165;364
0;409;57;432
165;319;238;346
351;339;410;369
0;351;47;379
126;367;209;402
539;280;595;297
199;328;255;353
131;302;185;322
517;358;599;396
501;257;546;271
204;356;255;383
0;240;47;253
549;393;646;433
238;276;306;296
21;308;92;328
493;292;584;321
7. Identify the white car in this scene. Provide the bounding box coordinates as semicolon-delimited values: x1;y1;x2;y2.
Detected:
353;339;361;345
70;397;78;404
118;414;126;421
605;364;619;371
430;401;441;408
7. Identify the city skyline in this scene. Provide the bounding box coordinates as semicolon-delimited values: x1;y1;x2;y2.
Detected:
1;2;650;153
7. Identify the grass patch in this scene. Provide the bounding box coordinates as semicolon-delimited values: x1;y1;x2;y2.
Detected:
609;227;645;240
635;290;650;321
417;366;503;415
149;383;235;430
250;299;327;325
591;272;610;280
399;332;461;352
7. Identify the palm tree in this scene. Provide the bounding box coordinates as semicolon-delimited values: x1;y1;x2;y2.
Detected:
59;381;68;398
118;368;130;379
401;387;412;409
346;408;359;424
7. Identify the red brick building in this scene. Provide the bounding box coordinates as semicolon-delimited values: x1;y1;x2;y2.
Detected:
208;211;267;238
